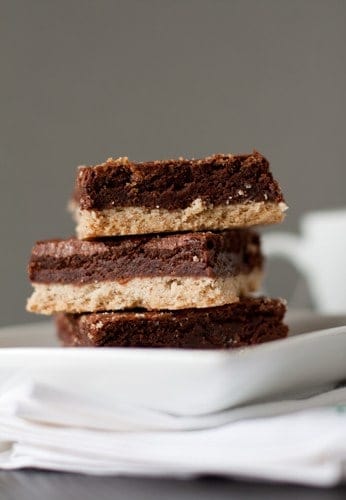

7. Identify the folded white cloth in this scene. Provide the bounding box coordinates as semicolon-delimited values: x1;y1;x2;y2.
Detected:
0;380;345;486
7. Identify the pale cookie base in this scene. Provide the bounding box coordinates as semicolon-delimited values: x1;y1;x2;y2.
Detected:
74;200;287;238
27;271;262;315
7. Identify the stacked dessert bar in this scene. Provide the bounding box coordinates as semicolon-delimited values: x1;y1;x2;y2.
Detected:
27;151;289;348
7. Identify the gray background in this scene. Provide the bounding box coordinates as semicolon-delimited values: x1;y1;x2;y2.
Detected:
1;0;345;326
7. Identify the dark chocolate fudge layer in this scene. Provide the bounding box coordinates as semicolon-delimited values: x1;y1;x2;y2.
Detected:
75;151;284;211
28;229;262;284
56;297;288;349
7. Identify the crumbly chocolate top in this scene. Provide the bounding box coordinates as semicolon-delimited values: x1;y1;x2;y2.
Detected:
28;229;263;284
75;151;285;210
56;297;288;349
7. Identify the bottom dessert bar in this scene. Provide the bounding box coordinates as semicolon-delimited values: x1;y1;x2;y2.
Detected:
55;297;288;349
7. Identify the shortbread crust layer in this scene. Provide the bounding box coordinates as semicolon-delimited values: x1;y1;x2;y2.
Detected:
27;271;262;314
75;200;287;238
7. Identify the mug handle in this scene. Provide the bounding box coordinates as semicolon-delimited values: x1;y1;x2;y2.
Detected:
262;232;309;278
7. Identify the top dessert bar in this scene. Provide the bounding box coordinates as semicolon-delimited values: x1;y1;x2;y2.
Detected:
72;151;287;238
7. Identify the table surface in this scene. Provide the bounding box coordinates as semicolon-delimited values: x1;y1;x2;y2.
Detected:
0;471;345;500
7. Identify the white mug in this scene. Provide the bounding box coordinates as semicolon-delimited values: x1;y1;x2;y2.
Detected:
263;208;346;313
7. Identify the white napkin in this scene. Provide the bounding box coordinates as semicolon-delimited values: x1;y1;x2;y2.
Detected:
0;380;346;486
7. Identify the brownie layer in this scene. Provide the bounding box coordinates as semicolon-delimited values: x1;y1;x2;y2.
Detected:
26;271;262;314
56;297;288;349
28;230;262;284
75;151;285;211
74;201;287;239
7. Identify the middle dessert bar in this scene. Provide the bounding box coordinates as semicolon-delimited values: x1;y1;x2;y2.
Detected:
27;229;263;314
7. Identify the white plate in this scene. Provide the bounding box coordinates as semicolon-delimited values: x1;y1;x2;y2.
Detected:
0;312;346;416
